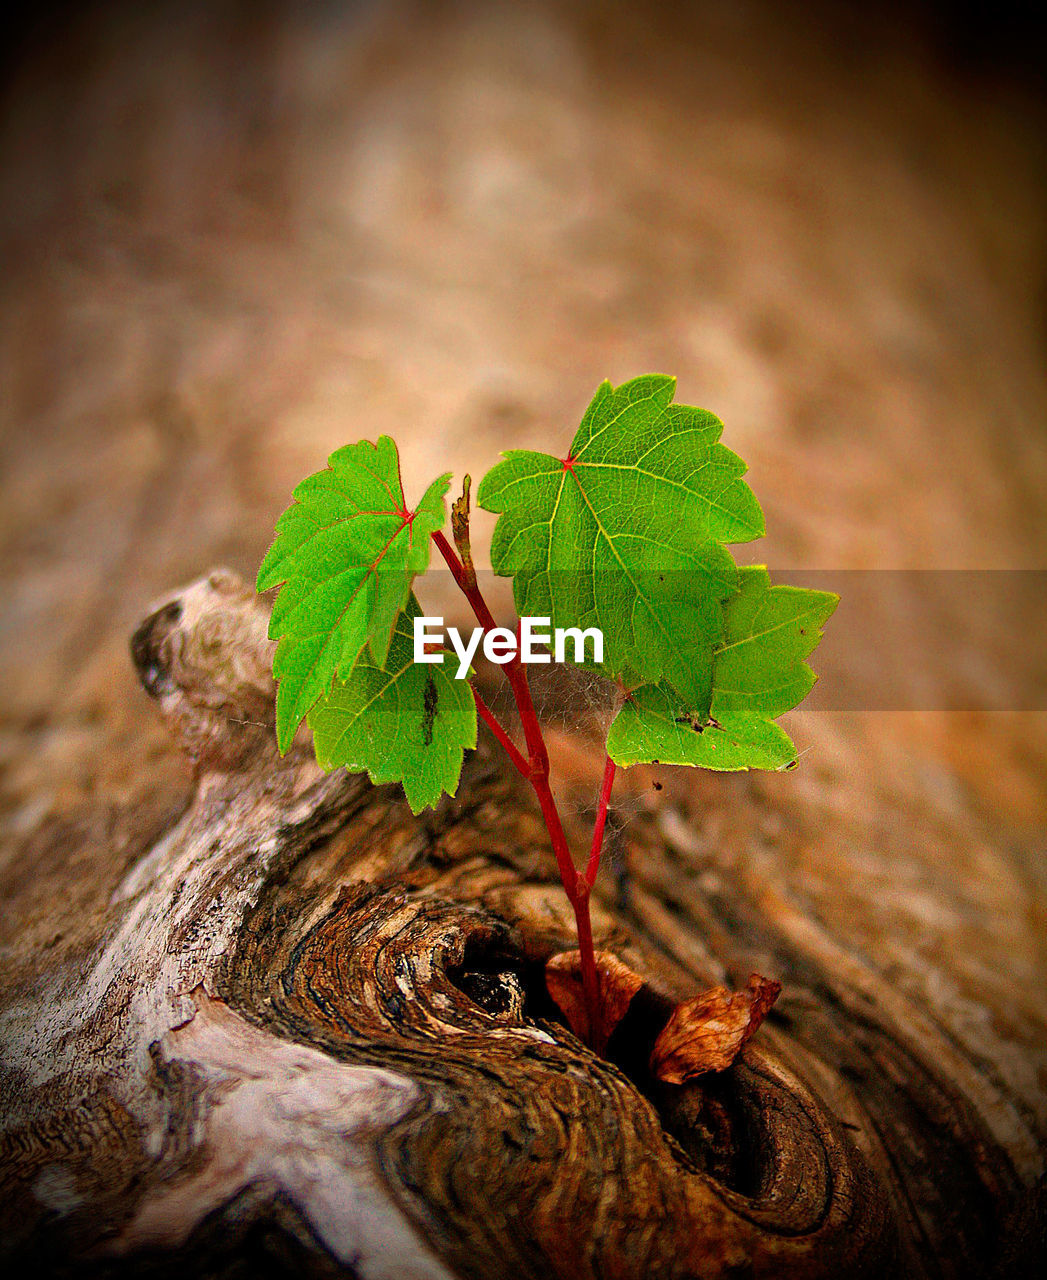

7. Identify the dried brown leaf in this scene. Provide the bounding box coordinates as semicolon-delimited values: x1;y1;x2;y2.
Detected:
451;474;475;580
546;950;645;1047
650;973;782;1084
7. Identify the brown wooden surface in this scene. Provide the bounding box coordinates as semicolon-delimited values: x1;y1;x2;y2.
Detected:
0;571;1040;1278
1;2;1045;1276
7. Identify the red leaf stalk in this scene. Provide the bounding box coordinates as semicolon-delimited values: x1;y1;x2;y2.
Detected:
432;529;604;1044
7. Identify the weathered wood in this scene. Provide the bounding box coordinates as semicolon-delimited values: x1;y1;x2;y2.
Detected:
1;573;1041;1277
2;3;1045;1275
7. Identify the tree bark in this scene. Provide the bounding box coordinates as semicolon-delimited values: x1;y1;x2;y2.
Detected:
0;573;1042;1278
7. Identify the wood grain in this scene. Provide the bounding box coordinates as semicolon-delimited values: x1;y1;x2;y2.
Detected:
1;574;1041;1276
1;3;1044;1274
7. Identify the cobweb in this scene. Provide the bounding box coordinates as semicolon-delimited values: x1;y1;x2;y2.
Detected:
476;658;647;838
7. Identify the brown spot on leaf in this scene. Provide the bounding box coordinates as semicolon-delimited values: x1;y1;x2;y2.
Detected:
674;714;707;734
650;973;782;1083
422;674;438;747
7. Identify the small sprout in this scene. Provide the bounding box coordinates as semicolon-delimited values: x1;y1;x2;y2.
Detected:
257;376;836;1049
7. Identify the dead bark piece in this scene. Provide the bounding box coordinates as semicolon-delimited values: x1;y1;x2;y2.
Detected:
545;949;646;1044
130;568;277;772
651;974;783;1083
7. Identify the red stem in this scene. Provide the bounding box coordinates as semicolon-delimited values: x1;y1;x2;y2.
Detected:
432;529;603;1041
572;886;604;1051
585;755;617;889
472;686;529;777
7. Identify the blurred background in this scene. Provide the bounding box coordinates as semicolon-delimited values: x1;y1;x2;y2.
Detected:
1;0;1045;835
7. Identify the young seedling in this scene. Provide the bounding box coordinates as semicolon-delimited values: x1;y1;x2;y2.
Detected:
257;375;837;1051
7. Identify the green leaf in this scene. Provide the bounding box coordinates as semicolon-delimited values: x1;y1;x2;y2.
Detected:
257;436;450;752
476;375;764;706
607;567;838;770
308;598;477;813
